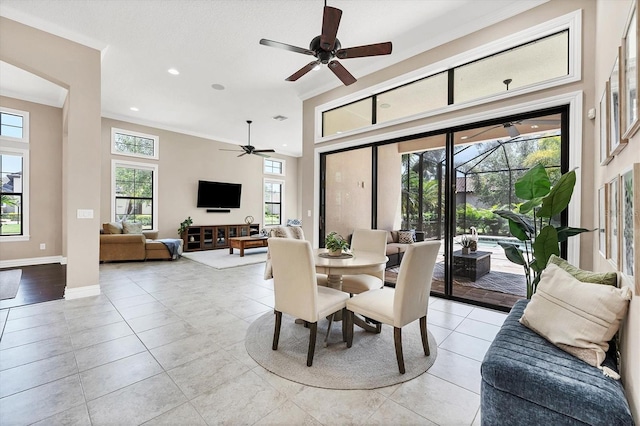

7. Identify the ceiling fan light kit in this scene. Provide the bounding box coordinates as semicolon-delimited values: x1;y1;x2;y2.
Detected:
259;3;392;86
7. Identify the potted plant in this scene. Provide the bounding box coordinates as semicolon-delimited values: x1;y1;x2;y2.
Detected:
457;234;472;254
493;164;591;298
178;216;193;238
325;231;349;256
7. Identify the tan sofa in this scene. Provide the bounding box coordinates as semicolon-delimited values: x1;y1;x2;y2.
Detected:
99;228;176;262
385;230;425;268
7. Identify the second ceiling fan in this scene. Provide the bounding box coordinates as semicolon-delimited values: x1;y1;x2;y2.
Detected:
259;3;392;86
220;120;275;158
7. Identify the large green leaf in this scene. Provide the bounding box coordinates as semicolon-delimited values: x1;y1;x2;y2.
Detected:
538;169;576;218
532;225;560;270
555;226;593;243
494;210;534;236
515;164;550;200
498;242;526;266
518;197;544;214
509;219;529;241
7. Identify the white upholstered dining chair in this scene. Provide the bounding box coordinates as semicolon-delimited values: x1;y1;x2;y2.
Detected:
268;238;350;367
345;240;441;374
340;229;388;294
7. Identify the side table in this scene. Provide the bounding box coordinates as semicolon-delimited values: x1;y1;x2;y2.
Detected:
452;250;491;281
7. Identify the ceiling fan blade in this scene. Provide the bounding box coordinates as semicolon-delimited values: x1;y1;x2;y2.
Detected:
328;60;356;85
237;152;247;157
463;124;501;140
219;149;243;152
253;149;276;153
336;42;392;59
254;152;271;158
286;61;319;82
259;39;315;56
504;123;520;138
320;6;342;50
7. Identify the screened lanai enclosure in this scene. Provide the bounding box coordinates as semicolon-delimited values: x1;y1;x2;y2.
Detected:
320;108;568;310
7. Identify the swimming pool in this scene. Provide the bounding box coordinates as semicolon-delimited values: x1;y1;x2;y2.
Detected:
477;235;528;250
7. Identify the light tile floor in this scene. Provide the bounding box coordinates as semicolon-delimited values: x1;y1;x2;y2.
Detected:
0;258;508;425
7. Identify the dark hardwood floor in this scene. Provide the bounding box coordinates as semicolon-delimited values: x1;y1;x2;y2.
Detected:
0;264;66;310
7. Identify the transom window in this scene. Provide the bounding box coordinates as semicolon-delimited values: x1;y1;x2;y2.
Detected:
111;128;159;160
1;112;24;140
264;158;285;176
112;160;158;229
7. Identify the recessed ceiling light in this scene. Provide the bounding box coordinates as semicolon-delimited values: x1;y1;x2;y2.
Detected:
211;83;225;90
273;115;288;121
379;103;391;109
167;68;180;75
130;107;139;111
282;143;288;147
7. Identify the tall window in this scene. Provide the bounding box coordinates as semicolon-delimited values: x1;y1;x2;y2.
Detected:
264;179;283;226
112;160;157;229
1;108;29;240
111;128;159;160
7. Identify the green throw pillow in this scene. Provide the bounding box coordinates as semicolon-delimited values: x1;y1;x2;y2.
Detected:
547;255;617;286
122;221;143;234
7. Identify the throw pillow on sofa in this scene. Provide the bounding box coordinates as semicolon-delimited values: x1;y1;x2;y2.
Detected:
398;230;414;244
103;222;123;234
519;263;632;376
122;221;143;234
547;254;618;286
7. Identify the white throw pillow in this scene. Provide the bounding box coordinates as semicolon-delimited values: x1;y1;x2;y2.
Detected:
520;263;632;372
122;221;143;234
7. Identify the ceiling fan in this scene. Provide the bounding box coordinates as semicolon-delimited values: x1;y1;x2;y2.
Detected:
220;120;275;158
259;2;392;86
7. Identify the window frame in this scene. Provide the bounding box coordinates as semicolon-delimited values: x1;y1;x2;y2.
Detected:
315;10;581;143
263;158;286;176
263;178;284;227
111;159;159;231
0;107;30;242
111;127;159;160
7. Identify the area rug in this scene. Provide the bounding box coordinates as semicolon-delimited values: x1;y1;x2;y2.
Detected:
385;263;526;297
0;269;22;300
245;311;437;390
182;248;267;269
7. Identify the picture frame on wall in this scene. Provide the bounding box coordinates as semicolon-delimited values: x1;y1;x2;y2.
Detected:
620;164;638;289
600;82;613;165
610;48;628;156
599;185;608;257
622;3;640;139
608;176;620;270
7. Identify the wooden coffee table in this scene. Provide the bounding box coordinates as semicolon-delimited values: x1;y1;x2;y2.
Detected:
229;236;268;257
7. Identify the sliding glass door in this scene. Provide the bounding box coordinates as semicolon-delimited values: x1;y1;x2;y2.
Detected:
320;107;567;310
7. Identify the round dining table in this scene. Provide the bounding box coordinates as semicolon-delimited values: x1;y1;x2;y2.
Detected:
313;249;388;333
313;249;388;290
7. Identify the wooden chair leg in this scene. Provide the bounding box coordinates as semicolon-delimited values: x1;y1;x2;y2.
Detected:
394;327;405;374
346;310;354;348
307;322;318;366
341;308;348;342
420;316;430;356
272;311;282;350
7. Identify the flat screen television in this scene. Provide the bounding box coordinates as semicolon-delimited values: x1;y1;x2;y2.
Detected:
196;180;242;208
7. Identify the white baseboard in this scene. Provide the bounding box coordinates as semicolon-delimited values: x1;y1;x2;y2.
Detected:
0;256;65;269
64;284;101;300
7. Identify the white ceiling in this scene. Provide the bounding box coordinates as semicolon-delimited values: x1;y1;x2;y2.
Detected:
0;0;546;157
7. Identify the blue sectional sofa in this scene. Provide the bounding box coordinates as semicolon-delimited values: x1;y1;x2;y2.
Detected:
481;299;634;425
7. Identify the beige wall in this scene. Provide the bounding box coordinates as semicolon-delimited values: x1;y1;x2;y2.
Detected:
1;17;101;293
594;0;640;418
0;96;63;261
101;118;299;238
301;0;638;418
